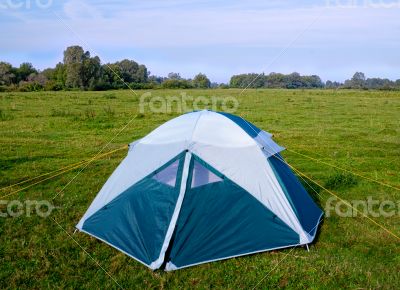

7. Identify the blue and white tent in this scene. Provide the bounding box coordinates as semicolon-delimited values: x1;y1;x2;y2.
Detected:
76;110;323;271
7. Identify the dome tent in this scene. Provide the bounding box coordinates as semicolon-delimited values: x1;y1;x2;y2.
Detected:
76;110;323;271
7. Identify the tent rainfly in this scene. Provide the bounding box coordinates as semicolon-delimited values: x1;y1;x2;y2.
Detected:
76;110;323;271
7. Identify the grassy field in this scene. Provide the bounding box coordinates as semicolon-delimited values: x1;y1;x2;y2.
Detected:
0;89;399;289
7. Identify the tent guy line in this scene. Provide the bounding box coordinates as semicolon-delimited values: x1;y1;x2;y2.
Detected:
0;146;127;200
0;146;128;193
286;148;400;191
245;118;399;288
51;115;138;200
2;143;397;197
287;161;400;241
3;127;396;245
251;216;325;290
51;217;124;290
240;114;400;242
75;110;323;270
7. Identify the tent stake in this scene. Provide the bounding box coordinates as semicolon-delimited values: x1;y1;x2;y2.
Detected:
306;244;310;252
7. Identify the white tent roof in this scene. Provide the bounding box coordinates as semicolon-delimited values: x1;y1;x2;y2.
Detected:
140;110;257;147
77;110;312;245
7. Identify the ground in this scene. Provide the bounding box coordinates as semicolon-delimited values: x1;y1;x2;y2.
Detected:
0;89;399;289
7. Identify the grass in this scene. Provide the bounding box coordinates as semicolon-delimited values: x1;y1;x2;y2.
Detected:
324;172;359;190
0;89;399;289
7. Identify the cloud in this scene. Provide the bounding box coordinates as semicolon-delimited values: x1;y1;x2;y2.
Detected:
16;5;398;49
1;0;399;81
63;0;102;19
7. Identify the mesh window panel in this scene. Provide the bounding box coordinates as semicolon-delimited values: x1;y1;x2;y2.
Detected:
152;160;180;187
191;160;223;188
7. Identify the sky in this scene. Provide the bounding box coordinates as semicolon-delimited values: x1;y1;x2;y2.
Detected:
1;0;399;83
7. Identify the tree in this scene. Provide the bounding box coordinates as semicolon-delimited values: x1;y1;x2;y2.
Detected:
161;79;193;89
325;80;342;89
350;72;366;89
284;72;303;89
63;46;87;64
63;46;87;88
135;65;148;83
102;63;121;88
265;73;285;88
230;72;325;89
0;62;15;86
41;68;55;80
302;75;324;88
38;63;66;90
192;73;211;88
115;59;139;83
210;82;220;88
148;75;166;84
27;72;47;86
62;45;131;90
82;56;102;90
54;63;67;87
17;72;48;92
16;63;37;83
108;60;149;85
167;72;182;80
230;73;265;88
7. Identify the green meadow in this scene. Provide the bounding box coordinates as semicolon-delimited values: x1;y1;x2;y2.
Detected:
0;89;399;289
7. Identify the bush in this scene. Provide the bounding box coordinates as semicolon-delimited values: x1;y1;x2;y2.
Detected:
161;79;193;89
129;82;157;90
325;172;358;190
44;81;64;91
18;82;43;92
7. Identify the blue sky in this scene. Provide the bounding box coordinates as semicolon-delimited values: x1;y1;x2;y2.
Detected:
1;0;399;82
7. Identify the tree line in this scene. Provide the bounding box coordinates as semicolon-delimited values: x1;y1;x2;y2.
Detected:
229;72;400;90
0;46;211;92
229;73;324;89
1;46;399;91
